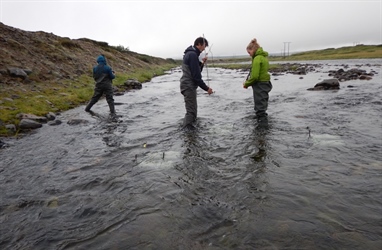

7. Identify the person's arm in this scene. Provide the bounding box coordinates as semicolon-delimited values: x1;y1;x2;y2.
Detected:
200;57;208;71
107;66;115;80
244;57;260;88
188;52;209;91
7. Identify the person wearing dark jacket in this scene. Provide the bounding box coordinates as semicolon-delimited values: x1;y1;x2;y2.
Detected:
85;55;116;114
243;38;272;126
180;37;213;130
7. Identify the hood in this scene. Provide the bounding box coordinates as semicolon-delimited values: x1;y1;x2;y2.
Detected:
96;55;107;64
184;46;201;56
254;47;268;57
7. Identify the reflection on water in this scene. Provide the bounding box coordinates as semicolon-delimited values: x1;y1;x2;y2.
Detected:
0;59;381;249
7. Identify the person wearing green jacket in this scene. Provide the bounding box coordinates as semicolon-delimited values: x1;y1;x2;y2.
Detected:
243;38;273;125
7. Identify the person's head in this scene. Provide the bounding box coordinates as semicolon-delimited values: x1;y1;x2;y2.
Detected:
194;37;208;52
97;54;106;64
246;38;260;57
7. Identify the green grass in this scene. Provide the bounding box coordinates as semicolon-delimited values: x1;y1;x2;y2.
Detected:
114;64;176;84
0;77;93;126
0;63;177;136
272;44;382;60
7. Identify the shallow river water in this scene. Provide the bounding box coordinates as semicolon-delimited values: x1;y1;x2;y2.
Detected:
1;59;381;249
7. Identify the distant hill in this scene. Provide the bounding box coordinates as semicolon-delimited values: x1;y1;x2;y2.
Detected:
210;44;382;63
0;22;175;85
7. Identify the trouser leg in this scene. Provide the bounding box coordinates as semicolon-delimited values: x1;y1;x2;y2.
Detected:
85;87;103;111
181;88;197;127
105;84;115;114
252;81;272;119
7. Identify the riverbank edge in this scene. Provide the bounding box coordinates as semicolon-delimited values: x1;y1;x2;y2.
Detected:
0;63;179;137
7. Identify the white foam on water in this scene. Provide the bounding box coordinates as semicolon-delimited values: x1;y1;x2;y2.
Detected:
308;133;344;147
137;150;182;169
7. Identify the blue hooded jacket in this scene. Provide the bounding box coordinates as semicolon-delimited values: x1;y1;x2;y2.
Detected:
93;55;115;85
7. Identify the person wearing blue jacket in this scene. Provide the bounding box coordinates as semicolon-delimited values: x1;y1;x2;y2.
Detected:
85;55;116;114
180;37;213;130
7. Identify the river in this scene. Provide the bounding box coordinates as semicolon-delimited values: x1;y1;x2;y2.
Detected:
1;59;381;249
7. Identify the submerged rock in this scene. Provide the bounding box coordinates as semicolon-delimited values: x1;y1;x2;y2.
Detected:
67;119;89;125
48;120;62;126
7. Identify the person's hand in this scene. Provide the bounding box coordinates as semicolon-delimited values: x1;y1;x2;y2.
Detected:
243;82;248;89
207;87;213;95
202;57;208;64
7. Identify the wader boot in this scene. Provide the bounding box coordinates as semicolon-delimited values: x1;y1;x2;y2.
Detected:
181;88;197;129
85;100;96;112
108;102;115;114
108;102;117;121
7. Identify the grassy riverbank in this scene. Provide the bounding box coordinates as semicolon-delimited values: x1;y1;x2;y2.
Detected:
0;64;176;136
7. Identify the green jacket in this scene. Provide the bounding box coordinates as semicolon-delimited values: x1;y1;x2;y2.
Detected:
244;47;270;88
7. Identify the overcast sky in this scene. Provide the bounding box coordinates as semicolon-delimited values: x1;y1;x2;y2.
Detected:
1;0;381;59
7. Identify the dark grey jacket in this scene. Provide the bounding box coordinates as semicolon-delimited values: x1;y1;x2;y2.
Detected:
180;46;209;92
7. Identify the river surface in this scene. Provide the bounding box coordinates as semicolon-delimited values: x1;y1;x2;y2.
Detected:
1;59;381;249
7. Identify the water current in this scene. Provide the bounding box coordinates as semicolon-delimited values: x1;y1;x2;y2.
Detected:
1;59;381;249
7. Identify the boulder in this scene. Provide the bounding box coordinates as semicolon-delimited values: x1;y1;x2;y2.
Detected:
19;119;43;129
124;79;142;89
328;68;374;81
359;75;372;80
7;67;28;80
5;124;16;132
307;78;340;91
16;113;48;123
45;112;56;121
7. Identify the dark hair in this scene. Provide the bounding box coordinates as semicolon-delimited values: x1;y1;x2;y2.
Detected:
194;37;208;47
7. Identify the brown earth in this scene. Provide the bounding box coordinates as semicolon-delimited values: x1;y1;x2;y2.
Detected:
0;22;175;85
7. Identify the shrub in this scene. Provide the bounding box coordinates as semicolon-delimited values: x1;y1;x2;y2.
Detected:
113;45;130;52
59;38;80;49
137;55;152;63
